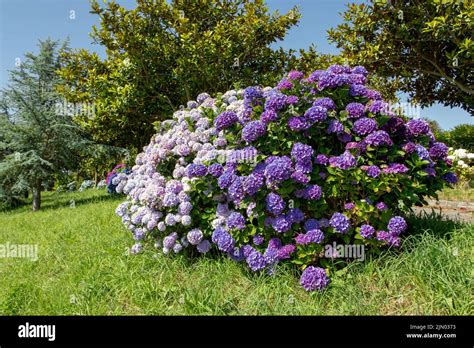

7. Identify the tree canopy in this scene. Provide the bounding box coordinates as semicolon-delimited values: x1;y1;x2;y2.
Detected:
328;0;473;113
0;39;92;210
58;0;309;150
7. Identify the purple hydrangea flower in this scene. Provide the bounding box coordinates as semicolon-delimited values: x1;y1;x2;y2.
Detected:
288;116;310;131
329;212;350;233
291;143;314;163
291;170;310;184
376;202;388;211
429;142;448;160
242;121;266;143
304;106;328;122
227;212;246;230
243;174;264;196
286;95;299;105
218;171;237;189
253;234;264;245
271;215;292;233
264;157;292;184
313;97;336;110
319;218;330;228
353;117;378;136
346;102;365;118
344;202;356;210
214;111;238;131
443;172;458;184
366;100;390;114
327;120;344;134
303;184;322;200
208;163;224;177
260;109;278;124
287;208;305;224
349;84;367;97
351;65;368;76
402;142;416;154
300;266;330;291
228;177;245;203
304;219;319;232
315;154;329;165
365;130;393;147
365;165;381;178
288;70;305;80
406;119;430;137
187;163;207;177
277;244;295;260
212;227;235;253
266;192;286;215
360;224;375;238
246;249;266;271
387;216;407;236
383;163;409;174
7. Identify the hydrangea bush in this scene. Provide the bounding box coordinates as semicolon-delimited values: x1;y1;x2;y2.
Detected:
114;65;456;291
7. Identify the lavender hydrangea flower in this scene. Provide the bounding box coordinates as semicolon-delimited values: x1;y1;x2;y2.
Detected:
277;78;293;90
344;202;356;210
387;216;407;235
349;84;367;97
197;239;211;253
227;212;246;230
329;212;350;233
291;170;310;184
376;202;388;211
242;121;266;143
351;65;368;76
346;102;365;118
260;109;278;124
353;117;377;136
212;227;235;252
228;177;245;203
383;163;409;174
243;174;264;196
300;266;330;291
402;142;416;154
360;224;375;238
246;249;266;271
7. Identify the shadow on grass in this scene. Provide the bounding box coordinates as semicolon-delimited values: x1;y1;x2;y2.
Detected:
406;210;466;239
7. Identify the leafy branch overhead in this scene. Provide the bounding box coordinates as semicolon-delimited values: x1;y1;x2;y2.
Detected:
328;0;473;113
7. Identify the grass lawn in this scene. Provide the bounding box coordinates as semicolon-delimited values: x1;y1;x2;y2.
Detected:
0;190;472;315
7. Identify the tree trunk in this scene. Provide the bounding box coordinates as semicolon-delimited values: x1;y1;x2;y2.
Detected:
32;185;41;211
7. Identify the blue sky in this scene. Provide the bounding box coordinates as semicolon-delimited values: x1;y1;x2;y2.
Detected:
0;0;471;129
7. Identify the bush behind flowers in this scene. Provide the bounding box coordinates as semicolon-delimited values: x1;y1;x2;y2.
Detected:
115;65;456;291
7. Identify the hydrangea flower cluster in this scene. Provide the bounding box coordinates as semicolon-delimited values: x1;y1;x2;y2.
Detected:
116;65;456;291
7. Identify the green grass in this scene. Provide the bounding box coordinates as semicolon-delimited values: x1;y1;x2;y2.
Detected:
0;190;472;315
436;186;474;202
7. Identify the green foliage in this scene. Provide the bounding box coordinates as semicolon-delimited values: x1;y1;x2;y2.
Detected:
445;124;474;151
58;0;312;150
328;0;474;112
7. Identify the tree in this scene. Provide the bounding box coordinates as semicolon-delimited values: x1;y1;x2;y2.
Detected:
0;39;92;211
328;0;474;113
445;124;474;151
58;0;310;150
